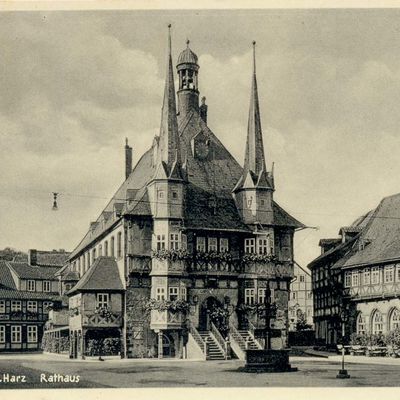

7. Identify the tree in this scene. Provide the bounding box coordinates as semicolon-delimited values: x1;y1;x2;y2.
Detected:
296;309;312;331
0;247;27;261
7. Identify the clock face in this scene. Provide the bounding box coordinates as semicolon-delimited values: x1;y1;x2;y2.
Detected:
195;140;209;160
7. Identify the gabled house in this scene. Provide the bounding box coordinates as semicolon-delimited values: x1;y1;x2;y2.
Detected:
64;28;305;360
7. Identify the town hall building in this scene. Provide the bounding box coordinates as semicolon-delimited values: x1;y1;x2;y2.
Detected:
58;27;304;360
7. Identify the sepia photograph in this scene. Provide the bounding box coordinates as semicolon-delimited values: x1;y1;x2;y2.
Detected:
1;1;400;393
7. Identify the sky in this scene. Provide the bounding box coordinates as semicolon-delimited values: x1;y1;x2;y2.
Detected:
1;8;400;267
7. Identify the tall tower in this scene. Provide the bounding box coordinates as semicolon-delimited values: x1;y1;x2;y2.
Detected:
176;40;200;116
147;26;187;353
233;41;274;226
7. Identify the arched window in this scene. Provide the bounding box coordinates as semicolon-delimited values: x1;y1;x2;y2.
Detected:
390;308;400;331
104;241;108;257
371;310;383;334
357;313;366;334
99;244;102;257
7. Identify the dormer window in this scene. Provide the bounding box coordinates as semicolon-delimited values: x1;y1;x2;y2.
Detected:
27;280;36;292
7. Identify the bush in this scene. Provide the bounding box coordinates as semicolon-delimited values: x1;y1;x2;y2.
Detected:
386;328;400;347
350;333;367;346
86;337;121;356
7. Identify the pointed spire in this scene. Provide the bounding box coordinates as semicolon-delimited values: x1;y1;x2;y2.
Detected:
157;24;183;179
243;40;267;178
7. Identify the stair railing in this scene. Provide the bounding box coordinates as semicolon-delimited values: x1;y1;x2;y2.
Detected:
248;319;263;349
210;321;230;359
229;322;246;350
189;321;209;359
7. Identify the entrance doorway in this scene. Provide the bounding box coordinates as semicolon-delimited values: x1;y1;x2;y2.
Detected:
199;297;225;331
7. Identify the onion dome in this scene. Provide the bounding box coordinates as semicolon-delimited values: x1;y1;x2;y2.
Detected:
177;40;198;65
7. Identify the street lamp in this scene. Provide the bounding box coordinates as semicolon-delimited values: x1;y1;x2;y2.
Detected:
336;307;350;379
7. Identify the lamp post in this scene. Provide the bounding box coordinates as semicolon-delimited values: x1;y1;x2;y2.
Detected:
336;308;350;379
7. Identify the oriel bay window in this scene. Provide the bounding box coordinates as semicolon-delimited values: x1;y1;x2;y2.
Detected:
97;293;109;309
363;268;371;285
258;288;266;303
180;286;187;301
344;272;351;287
351;271;359;287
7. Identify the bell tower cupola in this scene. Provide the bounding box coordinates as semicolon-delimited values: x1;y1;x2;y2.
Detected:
176;40;200;116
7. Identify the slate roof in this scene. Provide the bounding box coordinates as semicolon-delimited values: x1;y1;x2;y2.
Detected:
7;262;59;280
69;43;304;260
67;257;124;295
0;288;60;301
177;43;198;65
341;193;400;268
35;250;70;267
0;261;17;290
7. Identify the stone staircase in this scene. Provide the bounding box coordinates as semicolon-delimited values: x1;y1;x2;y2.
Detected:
237;330;262;350
198;331;226;360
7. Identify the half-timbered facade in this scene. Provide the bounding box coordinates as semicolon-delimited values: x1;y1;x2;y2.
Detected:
66;28;304;360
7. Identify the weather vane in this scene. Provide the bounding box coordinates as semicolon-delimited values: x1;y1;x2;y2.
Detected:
52;192;59;211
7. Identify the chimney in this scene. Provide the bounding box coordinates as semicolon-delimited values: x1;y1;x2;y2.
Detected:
28;249;37;266
125;138;132;180
199;96;208;124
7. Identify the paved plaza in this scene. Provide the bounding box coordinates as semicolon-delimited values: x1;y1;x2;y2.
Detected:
0;353;399;388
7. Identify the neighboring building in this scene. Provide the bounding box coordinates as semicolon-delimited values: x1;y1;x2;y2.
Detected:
309;193;400;345
63;29;304;360
288;263;313;331
0;258;63;352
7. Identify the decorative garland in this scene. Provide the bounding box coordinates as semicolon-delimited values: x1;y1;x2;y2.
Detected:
195;251;233;263
69;307;80;317
94;306;113;321
145;299;191;314
151;249;191;261
236;302;278;317
242;253;277;263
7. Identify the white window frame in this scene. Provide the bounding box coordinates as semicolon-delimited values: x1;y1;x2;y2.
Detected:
384;265;394;283
158;190;165;199
257;237;268;255
27;325;38;343
372;311;383;334
371;267;380;284
96;293;109;308
257;288;267;304
363;268;371;285
43;281;51;293
180;287;187;301
357;314;366;334
27;301;37;313
0;300;5;313
11;326;21;343
208;237;218;252
156;234;166;251
0;326;5;343
169;287;179;301
245;238;256;254
11;301;21;312
244;288;255;305
344;272;351;287
196;237;206;252
220;238;229;253
27;280;36;292
156;287;165;301
170;233;180;250
352;271;359;287
300;275;305;283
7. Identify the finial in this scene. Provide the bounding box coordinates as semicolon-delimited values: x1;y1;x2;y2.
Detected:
186;39;190;47
125;137;128;146
252;40;256;74
201;96;206;105
167;24;172;54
